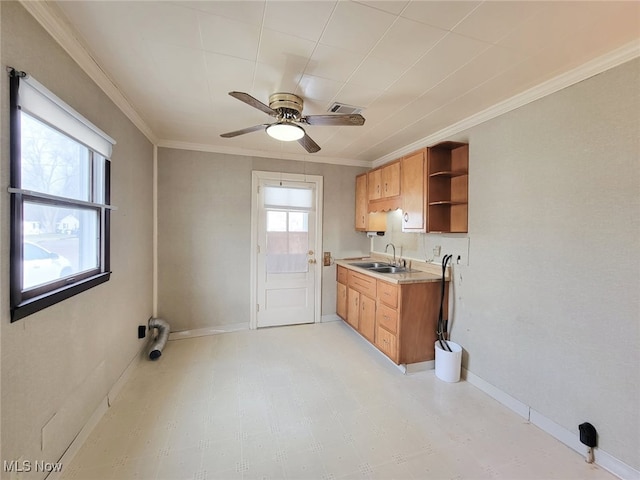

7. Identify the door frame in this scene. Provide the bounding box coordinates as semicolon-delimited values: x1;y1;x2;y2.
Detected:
250;171;323;330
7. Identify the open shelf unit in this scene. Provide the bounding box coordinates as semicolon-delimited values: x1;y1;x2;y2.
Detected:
428;142;469;233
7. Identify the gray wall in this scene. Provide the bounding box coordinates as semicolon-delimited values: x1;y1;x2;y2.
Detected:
157;149;370;332
0;2;154;474
374;59;640;469
1;0;637;473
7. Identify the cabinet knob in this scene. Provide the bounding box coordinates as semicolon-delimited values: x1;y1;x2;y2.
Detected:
404;212;409;222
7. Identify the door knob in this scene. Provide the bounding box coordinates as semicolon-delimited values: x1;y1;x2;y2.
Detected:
308;250;314;255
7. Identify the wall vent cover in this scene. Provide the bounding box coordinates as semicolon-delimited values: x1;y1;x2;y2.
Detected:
328;102;363;115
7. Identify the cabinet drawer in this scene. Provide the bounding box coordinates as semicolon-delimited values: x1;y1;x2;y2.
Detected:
377;280;398;308
337;265;348;284
348;270;377;298
376;303;398;334
376;326;397;361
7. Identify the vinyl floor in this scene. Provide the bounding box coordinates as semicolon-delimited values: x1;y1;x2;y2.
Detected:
60;321;616;480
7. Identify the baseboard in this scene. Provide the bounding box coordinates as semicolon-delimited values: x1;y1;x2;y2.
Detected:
463;369;530;420
167;322;249;341
321;314;341;323
400;360;434;375
47;344;148;480
463;368;639;480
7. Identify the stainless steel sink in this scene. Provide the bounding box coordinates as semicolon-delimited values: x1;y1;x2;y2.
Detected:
369;266;412;274
349;262;390;269
348;261;418;274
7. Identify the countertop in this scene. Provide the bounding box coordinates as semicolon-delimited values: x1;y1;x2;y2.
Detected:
335;257;448;285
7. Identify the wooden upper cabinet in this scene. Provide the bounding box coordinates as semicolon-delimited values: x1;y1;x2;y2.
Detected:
355;173;368;230
355;173;386;232
401;149;426;232
368;160;401;212
368;168;382;201
381;161;400;197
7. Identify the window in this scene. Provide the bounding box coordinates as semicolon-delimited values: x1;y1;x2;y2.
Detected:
263;186;312;274
8;68;115;321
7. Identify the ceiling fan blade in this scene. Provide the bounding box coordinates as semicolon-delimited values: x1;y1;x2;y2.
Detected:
228;91;276;116
220;124;268;138
298;133;321;153
302;114;365;126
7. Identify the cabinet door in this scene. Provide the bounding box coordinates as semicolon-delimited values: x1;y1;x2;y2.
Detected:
382;161;400;197
347;288;360;329
368;169;382;201
359;295;376;342
401;150;426;232
376;303;398;334
376;326;397;362
355;174;368;231
337;282;347;320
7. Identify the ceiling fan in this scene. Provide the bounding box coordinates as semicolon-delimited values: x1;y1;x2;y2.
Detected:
220;91;365;153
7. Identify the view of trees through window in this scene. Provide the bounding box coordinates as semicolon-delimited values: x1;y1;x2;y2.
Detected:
20;112;100;289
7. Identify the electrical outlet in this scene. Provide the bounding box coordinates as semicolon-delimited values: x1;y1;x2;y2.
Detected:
441;237;470;266
433;245;441;257
323;252;331;266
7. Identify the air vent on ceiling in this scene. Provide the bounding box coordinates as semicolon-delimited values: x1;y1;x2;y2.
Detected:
328;102;363;115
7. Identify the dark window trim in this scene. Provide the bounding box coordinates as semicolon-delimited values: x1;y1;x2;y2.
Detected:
8;68;112;321
11;273;111;321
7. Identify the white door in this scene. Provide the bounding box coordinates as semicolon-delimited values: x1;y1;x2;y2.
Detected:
253;173;322;328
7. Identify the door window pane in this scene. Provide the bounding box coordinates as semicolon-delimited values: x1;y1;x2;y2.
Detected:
266;209;309;274
266;210;287;232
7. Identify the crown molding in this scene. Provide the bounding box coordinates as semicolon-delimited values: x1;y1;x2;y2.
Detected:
157;139;371;168
19;0;158;145
372;39;640;167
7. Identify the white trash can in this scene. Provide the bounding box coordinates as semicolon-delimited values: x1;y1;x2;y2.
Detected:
435;340;462;383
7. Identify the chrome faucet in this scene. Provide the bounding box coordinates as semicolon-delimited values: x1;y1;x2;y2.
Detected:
385;243;396;266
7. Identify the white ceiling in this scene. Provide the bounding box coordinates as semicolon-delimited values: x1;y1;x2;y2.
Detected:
41;1;640;164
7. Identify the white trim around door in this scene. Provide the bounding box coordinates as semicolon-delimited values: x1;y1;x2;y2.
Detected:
250;171;323;330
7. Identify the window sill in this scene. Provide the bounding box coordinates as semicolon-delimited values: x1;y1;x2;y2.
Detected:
11;272;111;321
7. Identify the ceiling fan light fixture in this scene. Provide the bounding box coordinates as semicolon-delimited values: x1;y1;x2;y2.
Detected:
266;122;304;141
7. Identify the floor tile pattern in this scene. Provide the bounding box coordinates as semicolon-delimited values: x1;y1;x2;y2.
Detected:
61;322;615;480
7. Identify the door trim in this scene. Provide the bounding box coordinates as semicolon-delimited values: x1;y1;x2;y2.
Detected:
250;171;323;330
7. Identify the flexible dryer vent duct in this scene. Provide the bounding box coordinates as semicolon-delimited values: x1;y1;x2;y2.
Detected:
148;318;170;360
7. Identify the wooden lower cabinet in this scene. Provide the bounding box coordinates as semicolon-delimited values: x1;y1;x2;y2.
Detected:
359;295;376;342
347;287;375;342
337;265;447;365
337;281;347;320
347;287;360;329
375;325;397;361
